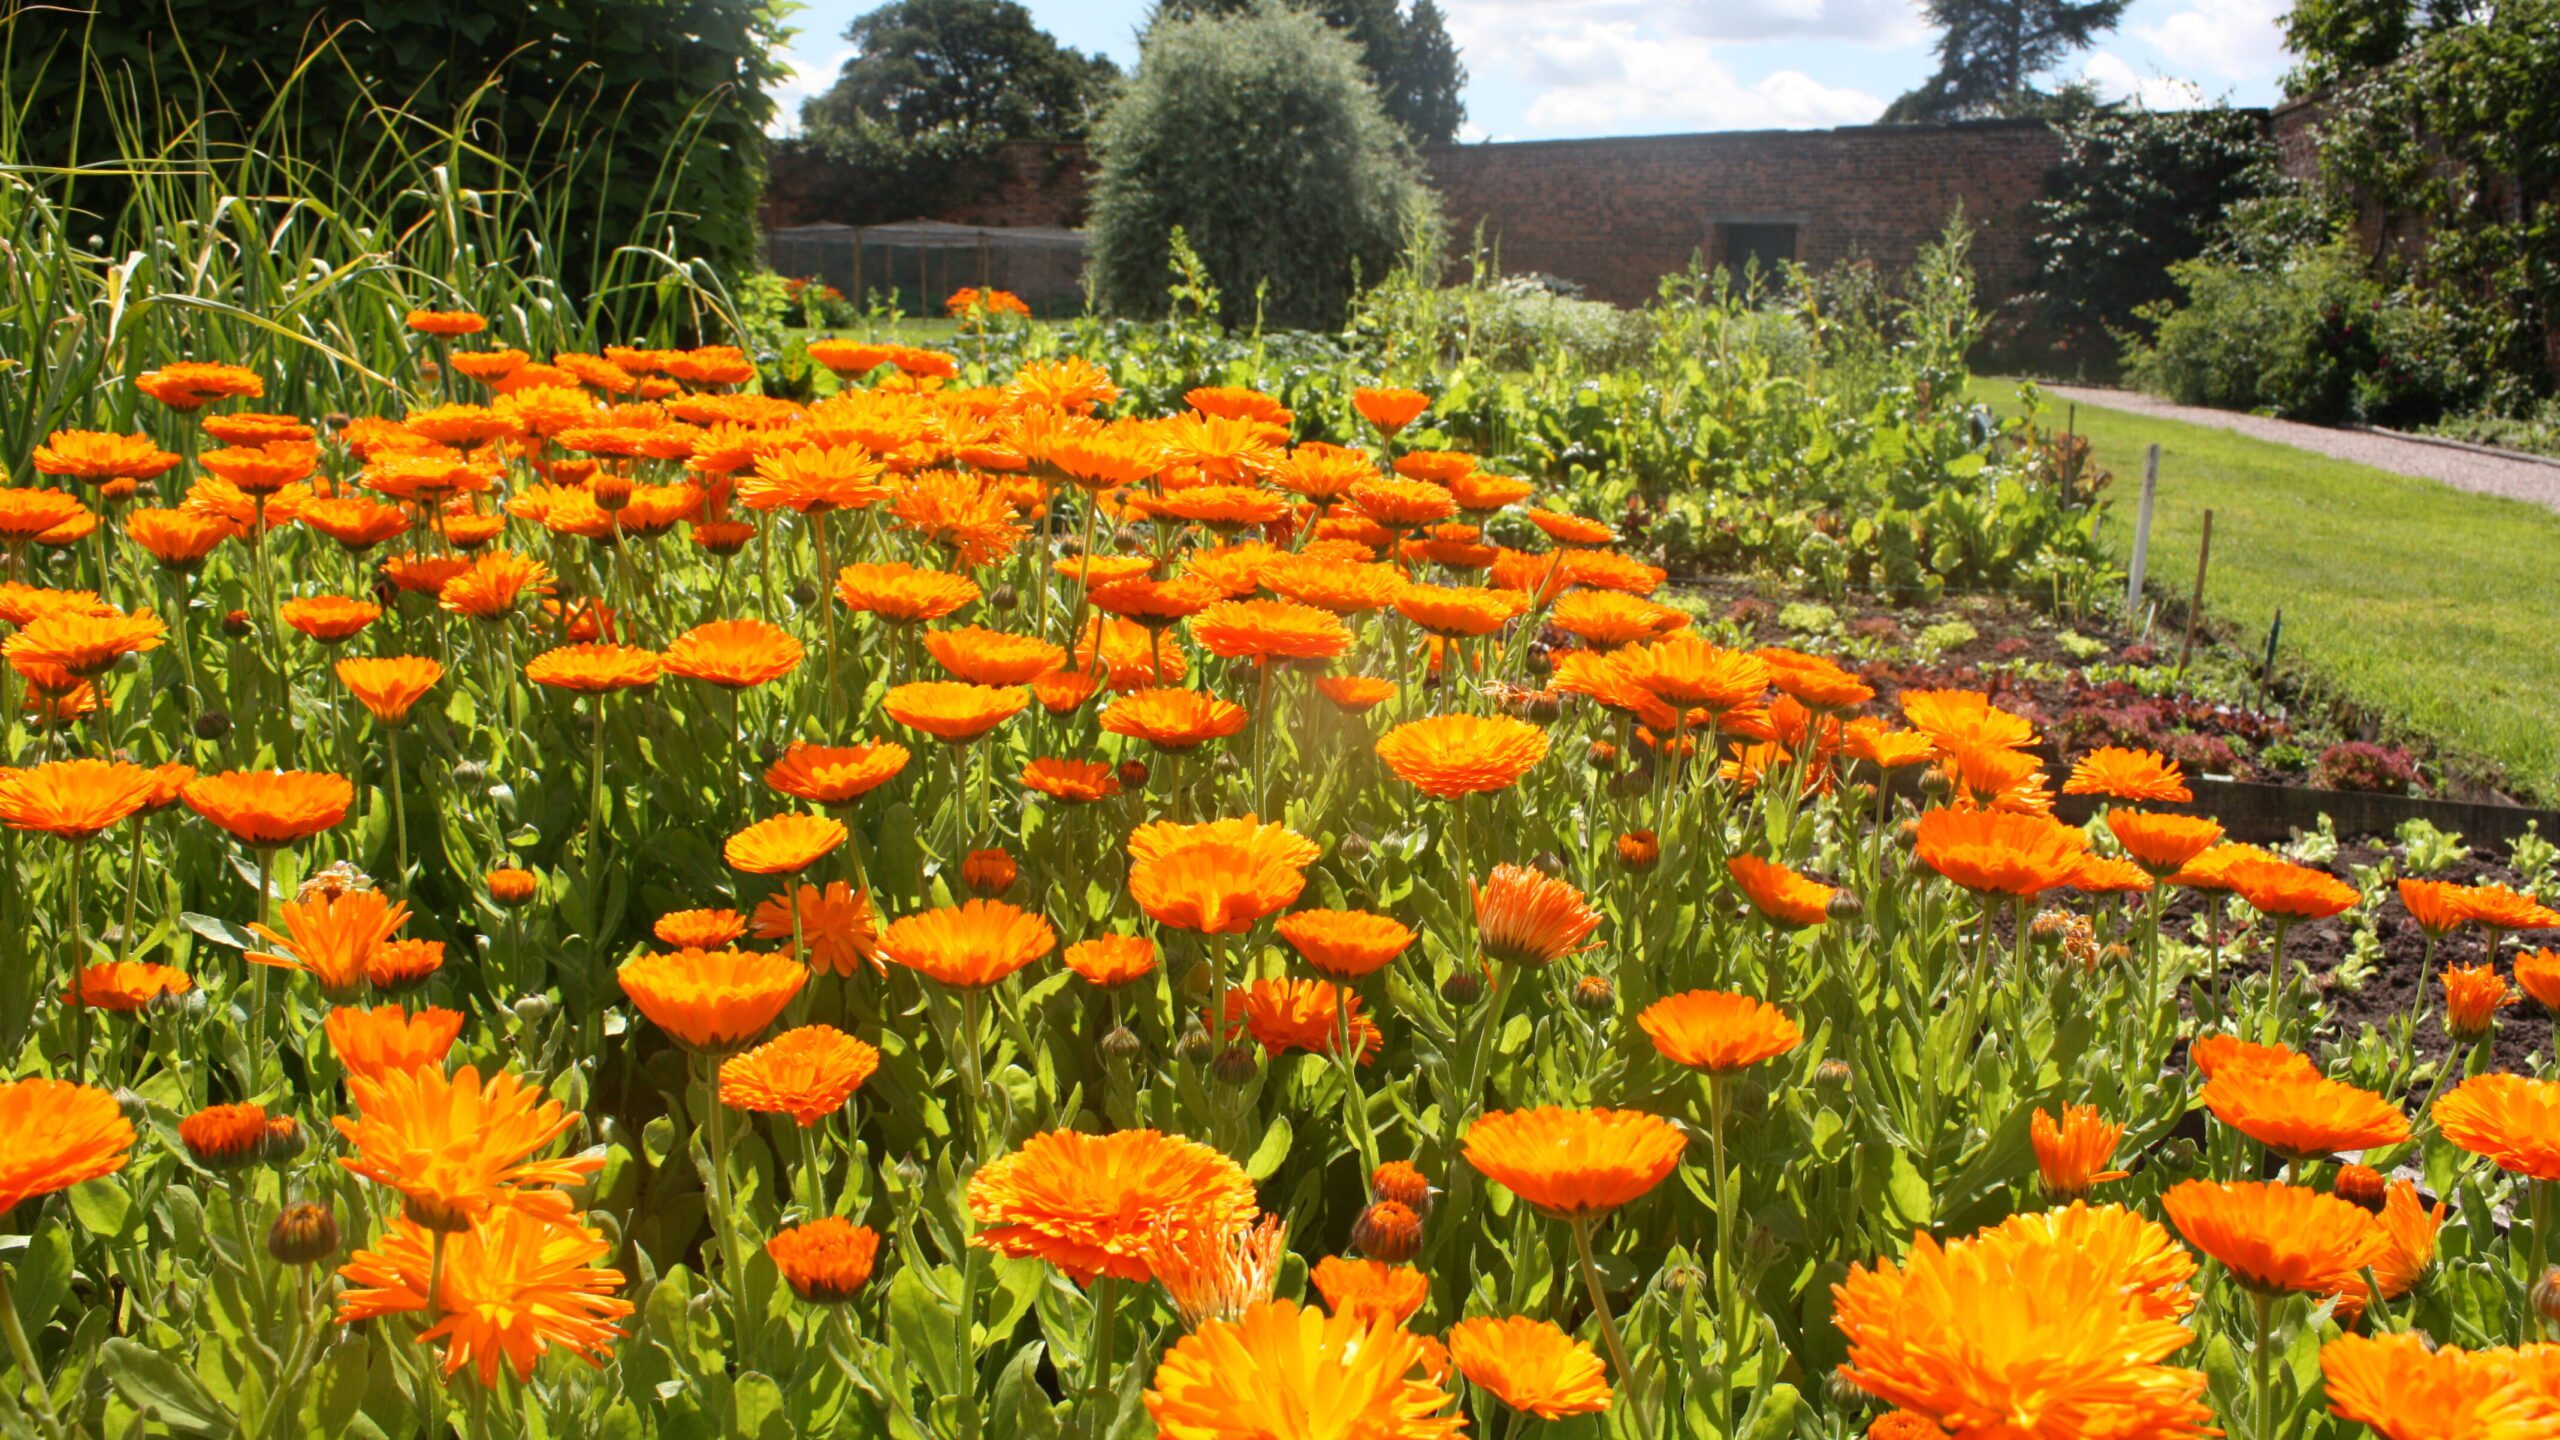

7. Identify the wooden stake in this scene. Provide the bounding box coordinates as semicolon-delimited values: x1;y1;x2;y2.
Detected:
2125;443;2160;612
2178;508;2214;674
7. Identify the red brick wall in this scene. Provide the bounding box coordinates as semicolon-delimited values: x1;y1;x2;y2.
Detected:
763;121;2066;307
1422;121;2064;307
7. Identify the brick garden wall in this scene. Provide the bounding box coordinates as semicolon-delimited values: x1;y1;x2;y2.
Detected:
763;120;2069;308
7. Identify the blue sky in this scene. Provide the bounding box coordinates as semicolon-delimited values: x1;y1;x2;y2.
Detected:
769;0;2295;141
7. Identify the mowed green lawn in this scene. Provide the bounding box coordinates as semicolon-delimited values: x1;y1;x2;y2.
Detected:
1971;379;2560;801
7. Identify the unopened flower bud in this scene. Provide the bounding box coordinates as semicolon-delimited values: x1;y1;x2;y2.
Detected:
1572;975;1614;1015
789;580;819;609
1352;1201;1423;1263
268;1203;339;1265
1371;1160;1431;1213
1117;759;1150;791
961;848;1017;897
1919;770;1954;800
1440;967;1486;1007
2533;1267;2560;1328
192;708;233;741
1895;819;1921;852
989;583;1019;612
1616;830;1660;870
1814;1058;1854;1096
2333;1164;2388;1212
1338;832;1372;864
1212;1042;1259;1085
260;1116;307;1165
1826;890;1864;922
1587;740;1619;772
221;608;251;637
1179;1028;1217;1066
1101;1024;1143;1063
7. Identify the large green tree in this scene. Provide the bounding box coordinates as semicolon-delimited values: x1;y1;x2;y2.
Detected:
2283;0;2482;91
1884;0;2126;122
1147;0;1467;145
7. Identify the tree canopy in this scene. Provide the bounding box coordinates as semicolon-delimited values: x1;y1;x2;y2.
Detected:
1147;0;1466;145
802;0;1119;149
1884;0;2126;122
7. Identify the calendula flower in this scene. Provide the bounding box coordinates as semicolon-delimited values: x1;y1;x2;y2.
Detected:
2108;811;2226;876
752;882;881;976
1612;636;1770;713
2201;1065;2409;1159
336;1197;632;1383
1022;757;1121;803
1473;864;1602;966
1144;1299;1460;1440
335;656;443;725
367;937;444;992
1391;582;1524;638
1914;808;2088;897
2030;1106;2131;1198
1218;978;1382;1062
2224;856;2359;921
335;1065;602;1232
179;1103;273;1170
1129;831;1309;934
1310;1255;1429;1326
2457;883;2560;932
2434;1072;2560;1181
1276;909;1416;979
1144;1213;1287;1330
767;1218;882;1304
2398;878;2473;937
2444;961;2516;1040
1064;934;1159;987
4;607;165;677
2188;1033;2320;1081
885;680;1030;743
2063;747;2191;803
33;430;180;483
1353;477;1460;531
301;496;412;552
125;508;231;569
738;444;889;514
1352;387;1429;433
1550;590;1686;648
617;949;807;1054
2318;1331;2560;1440
1313;675;1397;712
2368;1179;2445;1305
835;561;981;624
2162;1179;2384;1302
661;619;804;689
877;900;1055;989
2515;948;2560;1008
653;909;747;954
1637;990;1802;1074
0;758;158;840
718;1024;881;1125
486;868;538;907
437;550;555;620
247;888;409;999
1832;1204;2213;1440
1190;599;1352;663
525;643;661;693
1448;1315;1612;1419
405;309;487;336
326;1003;466;1082
920;625;1068;686
960;847;1016;895
970;1128;1257;1283
1725;853;1836;927
1101;687;1250;752
0;1079;135;1215
135;361;263;410
65;961;193;1013
765;741;910;805
1373;714;1549;798
1463;1107;1685;1219
724;813;847;874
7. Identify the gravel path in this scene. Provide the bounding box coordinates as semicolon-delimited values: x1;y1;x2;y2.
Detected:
2033;384;2560;514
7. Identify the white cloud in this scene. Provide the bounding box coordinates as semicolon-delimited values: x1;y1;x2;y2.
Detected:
1511;26;1884;133
1446;0;1924;48
2080;51;2207;110
766;48;851;137
2131;0;2291;83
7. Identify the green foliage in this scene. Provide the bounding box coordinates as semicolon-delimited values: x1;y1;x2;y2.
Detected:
1149;0;1468;145
2282;0;2475;92
4;0;783;296
1884;0;2126;121
795;0;1120;222
1086;5;1436;331
2030;104;2276;371
2124;241;2385;422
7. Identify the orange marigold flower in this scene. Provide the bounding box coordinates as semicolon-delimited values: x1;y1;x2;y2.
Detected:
0;488;90;546
438;550;555;620
971;1127;1257;1283
1191;598;1351;663
1064;934;1158;987
367;937;444;992
1031;666;1103;713
1611;636;1770;713
200;441;320;494
1638;990;1802;1074
2172;842;2278;891
184;769;353;847
125;507;231;569
1276;909;1415;979
524;642;660;693
661;619;804;689
1310;1255;1429;1326
2225;856;2360;921
1314;674;1397;711
2030;1106;2131;1198
2456;883;2560;932
334;1065;602;1232
752;881;882;976
719;1024;880;1125
1128;822;1310;934
1218;977;1381;1062
2188;1033;2319;1082
1261;554;1401;613
1142;1210;1287;1329
2201;1064;2408;1159
486;868;538;907
1144;1298;1460;1440
275;598;378;648
961;847;1018;897
1447;1315;1610;1419
2444;961;2516;1040
334;656;443;725
923;625;1067;685
724;813;847;874
655;908;748;950
2434;1072;2560;1181
1843;717;1938;769
884;680;1030;743
300;496;412;552
767;1217;882;1304
2369;1179;2444;1304
2106;811;2224;876
1756;646;1874;710
1373;713;1548;798
876;900;1055;989
65;960;193;1013
405;309;487;336
4;606;164;677
2320;1331;2560;1440
2063;746;2192;803
1143;484;1291;530
326;1003;466;1083
1914;807;2087;897
2516;948;2560;1009
135;361;263;410
335;1196;631;1383
1832;1203;2212;1440
1091;574;1222;627
0;1079;134;1216
34;429;179;484
1022;756;1121;802
1616;829;1660;869
2398;878;2472;937
617;948;807;1053
2164;1179;2384;1303
737;444;889;514
0;758;157;840
1392;582;1526;638
1473;864;1601;967
765;741;910;805
247;887;407;998
178;1103;271;1170
1352;387;1429;433
1464;1107;1683;1220
1102;687;1249;752
1725;853;1836;927
1550;589;1686;648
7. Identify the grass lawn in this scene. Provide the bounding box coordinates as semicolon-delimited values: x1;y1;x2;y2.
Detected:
1970;377;2560;801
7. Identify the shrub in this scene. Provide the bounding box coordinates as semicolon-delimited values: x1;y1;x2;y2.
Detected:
1085;6;1436;330
2313;740;2422;794
2124;242;2383;423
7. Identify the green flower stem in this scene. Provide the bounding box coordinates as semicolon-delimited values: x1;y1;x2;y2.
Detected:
0;1262;67;1440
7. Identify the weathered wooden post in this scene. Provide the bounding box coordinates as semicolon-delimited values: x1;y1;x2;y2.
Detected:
2124;443;2160;612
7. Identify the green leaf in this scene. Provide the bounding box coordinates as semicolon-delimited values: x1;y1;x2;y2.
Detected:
179;913;259;951
67;1177;132;1238
1245;1114;1294;1181
98;1337;235;1437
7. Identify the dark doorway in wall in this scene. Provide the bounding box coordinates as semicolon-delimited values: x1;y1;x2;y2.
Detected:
1720;221;1798;280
